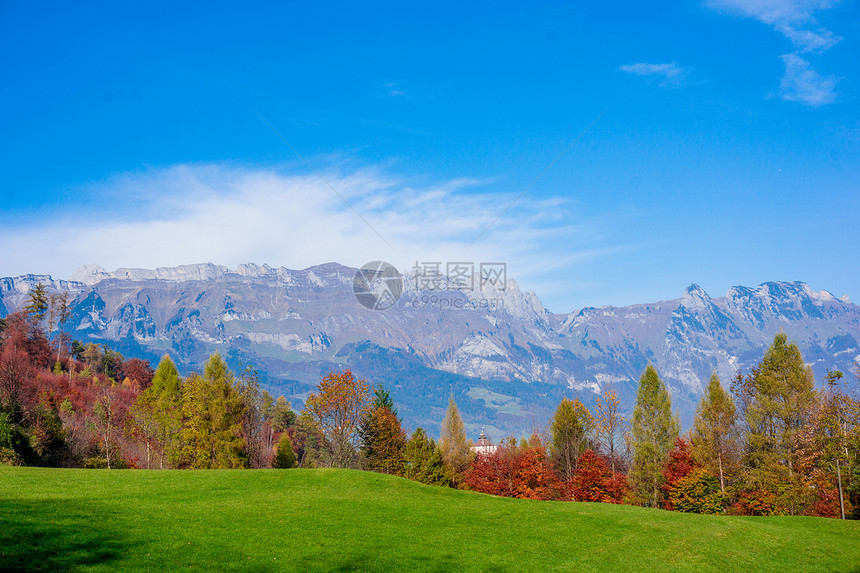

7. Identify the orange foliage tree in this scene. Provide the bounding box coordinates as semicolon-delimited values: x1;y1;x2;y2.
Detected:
305;370;370;468
594;386;627;474
464;435;566;500
571;449;628;503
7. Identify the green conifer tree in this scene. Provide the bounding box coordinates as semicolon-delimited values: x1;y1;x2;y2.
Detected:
25;283;48;322
403;428;452;486
631;365;680;507
272;432;297;468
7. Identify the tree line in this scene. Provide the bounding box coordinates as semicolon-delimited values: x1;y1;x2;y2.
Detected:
453;333;860;518
1;285;858;518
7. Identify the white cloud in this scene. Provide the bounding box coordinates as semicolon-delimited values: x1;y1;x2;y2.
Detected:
381;81;407;97
620;62;688;86
708;0;840;52
708;0;841;105
777;53;838;106
0;164;628;312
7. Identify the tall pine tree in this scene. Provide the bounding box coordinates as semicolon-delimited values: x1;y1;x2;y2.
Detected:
631;365;680;507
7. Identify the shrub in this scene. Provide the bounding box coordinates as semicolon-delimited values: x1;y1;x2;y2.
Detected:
667;468;725;514
273;433;297;469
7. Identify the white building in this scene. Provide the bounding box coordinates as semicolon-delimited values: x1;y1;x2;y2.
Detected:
470;429;497;456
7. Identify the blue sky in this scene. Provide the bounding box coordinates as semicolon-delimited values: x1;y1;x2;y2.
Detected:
1;1;858;312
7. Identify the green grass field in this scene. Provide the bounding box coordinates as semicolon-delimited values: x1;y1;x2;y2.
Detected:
1;466;858;572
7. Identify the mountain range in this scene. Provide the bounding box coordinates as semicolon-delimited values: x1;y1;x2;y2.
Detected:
2;262;858;439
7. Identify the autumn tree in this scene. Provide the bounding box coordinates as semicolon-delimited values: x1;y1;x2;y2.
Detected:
666;469;725;514
571;449;628;503
0;342;32;412
236;365;272;468
360;387;407;476
734;333;816;515
292;409;330;468
304;370;369;468
128;388;159;468
630;365;680;507
550;397;593;481
594;386;627;474
403;428;452;486
90;378;136;469
271;395;296;433
272;432;297;468
691;372;737;494
81;343;103;372
660;438;697;510
121;358;155;387
180;354;247;469
464;435;565;500
439;396;473;484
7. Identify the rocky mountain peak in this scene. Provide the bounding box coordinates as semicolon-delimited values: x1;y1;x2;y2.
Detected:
680;284;712;312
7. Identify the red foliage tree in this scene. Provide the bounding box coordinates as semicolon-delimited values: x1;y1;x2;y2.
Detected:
571;449;628;503
121;358;155;387
661;437;697;510
0;343;33;409
464;435;566;500
1;312;53;370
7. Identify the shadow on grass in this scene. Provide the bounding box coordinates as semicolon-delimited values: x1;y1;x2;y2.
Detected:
0;498;134;572
321;553;511;573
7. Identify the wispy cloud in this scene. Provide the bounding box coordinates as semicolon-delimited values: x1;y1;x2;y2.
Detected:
707;0;841;105
708;0;840;53
777;53;837;106
620;62;689;86
0;164;629;312
381;81;407;97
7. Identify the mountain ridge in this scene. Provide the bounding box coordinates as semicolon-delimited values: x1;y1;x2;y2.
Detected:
2;262;858;437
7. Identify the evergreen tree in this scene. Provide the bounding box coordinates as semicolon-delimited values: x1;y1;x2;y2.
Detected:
101;347;123;382
692;372;737;493
371;382;396;415
438;396;473;484
25;283;48;322
550;398;593;481
272;432;297;468
631;365;680;507
403;428;452;486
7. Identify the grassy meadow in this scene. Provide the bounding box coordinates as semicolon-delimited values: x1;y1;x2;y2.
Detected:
0;466;858;572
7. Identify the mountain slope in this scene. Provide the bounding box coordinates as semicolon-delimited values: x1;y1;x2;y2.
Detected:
1;263;858;437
